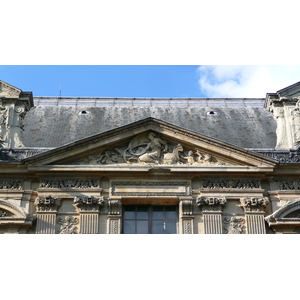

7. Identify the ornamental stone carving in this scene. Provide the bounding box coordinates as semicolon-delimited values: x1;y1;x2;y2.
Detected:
223;217;245;234
201;179;261;189
39;178;99;189
0;179;23;190
57;216;79;234
35;196;62;212
196;196;226;212
279;181;300;190
0;209;11;217
240;197;269;212
71;131;229;166
74;196;104;212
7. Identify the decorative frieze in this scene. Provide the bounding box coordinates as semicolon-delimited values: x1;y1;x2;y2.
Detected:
240;197;269;212
279;181;300;190
74;196;104;212
252;150;300;164
223;217;245;234
0;179;23;190
39;178;99;189
35;196;61;212
201;179;261;189
57;216;79;234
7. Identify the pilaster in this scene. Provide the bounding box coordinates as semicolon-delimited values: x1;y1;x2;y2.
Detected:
196;196;226;234
240;197;269;234
35;196;61;234
74;196;104;234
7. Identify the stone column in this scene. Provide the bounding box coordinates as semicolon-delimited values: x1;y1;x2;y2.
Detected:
107;199;122;234
196;196;226;234
35;196;61;234
240;197;269;234
74;196;104;234
179;199;194;234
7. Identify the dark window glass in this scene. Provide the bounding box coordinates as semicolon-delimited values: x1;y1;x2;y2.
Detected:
123;205;178;234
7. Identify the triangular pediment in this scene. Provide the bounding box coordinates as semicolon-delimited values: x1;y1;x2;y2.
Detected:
0;80;22;98
277;81;300;98
24;118;277;170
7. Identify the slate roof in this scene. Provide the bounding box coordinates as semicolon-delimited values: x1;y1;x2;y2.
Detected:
20;97;277;149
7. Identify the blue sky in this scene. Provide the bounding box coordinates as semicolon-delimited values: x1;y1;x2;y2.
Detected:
0;65;202;98
1;65;300;98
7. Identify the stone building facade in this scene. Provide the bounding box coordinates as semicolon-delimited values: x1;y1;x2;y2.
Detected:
1;79;300;234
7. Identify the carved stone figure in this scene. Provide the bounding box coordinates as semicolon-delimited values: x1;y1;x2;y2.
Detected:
291;101;300;148
57;216;79;234
273;107;287;149
223;217;245;234
162;143;184;164
138;132;168;163
183;150;195;165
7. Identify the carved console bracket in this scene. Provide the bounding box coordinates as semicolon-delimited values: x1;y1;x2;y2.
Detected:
196;196;226;212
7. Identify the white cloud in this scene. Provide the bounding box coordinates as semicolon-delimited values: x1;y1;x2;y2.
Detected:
198;66;300;98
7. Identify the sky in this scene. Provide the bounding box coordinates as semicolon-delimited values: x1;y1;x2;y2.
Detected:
1;65;300;98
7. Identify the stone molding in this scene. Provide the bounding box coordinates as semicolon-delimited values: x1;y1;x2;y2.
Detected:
111;181;191;197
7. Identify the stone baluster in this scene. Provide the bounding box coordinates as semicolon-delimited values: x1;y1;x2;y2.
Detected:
196;196;226;234
74;196;104;234
35;196;61;234
240;197;269;234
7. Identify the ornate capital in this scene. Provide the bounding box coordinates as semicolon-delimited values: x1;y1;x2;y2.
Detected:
108;200;122;215
35;196;61;212
240;197;269;212
196;196;226;212
74;196;104;212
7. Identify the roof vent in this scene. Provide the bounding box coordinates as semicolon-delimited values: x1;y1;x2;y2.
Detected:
207;111;217;115
78;110;90;115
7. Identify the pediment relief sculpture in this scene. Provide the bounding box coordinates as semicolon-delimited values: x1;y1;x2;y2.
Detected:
72;131;232;166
